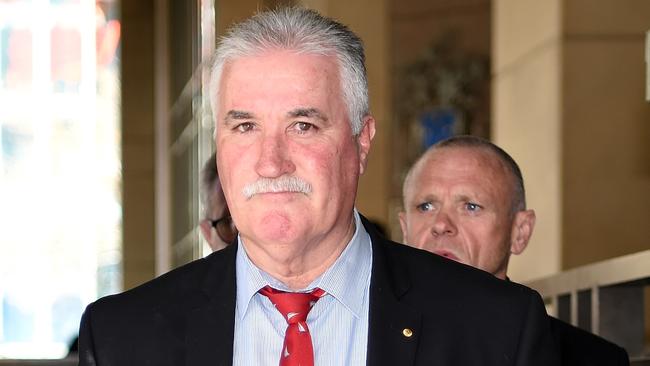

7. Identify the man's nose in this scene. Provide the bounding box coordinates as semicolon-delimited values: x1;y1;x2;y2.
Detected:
430;210;457;237
255;132;296;178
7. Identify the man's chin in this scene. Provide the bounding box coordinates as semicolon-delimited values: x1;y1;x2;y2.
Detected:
248;211;305;243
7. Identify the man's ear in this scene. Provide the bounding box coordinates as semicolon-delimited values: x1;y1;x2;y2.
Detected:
357;116;376;175
199;219;214;245
398;211;408;244
510;209;536;255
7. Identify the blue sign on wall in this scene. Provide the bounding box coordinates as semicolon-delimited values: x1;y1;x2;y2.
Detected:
419;108;456;149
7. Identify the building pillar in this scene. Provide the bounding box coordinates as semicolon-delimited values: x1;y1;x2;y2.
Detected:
493;0;650;282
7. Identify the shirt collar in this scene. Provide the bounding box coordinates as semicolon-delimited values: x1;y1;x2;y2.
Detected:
235;209;372;320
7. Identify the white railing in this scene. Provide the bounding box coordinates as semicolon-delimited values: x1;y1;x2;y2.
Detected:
0;358;76;366
526;250;650;363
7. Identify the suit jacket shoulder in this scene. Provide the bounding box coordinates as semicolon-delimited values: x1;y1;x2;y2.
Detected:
80;217;561;366
363;216;560;365
549;317;629;366
79;245;238;366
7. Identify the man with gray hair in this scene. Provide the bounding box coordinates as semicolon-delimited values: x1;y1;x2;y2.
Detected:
78;8;559;365
199;152;237;251
400;135;629;365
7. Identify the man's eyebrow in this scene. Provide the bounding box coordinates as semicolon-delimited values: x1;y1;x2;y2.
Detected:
454;193;485;204
287;108;328;122
223;110;254;125
414;193;436;203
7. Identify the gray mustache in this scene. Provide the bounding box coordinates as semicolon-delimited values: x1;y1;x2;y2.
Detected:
242;176;312;199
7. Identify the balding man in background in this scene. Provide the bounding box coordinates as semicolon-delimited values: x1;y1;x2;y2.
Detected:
399;135;629;366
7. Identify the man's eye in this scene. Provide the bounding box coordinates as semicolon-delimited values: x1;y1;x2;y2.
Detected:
293;122;315;133
235;122;254;133
465;202;482;212
416;202;433;212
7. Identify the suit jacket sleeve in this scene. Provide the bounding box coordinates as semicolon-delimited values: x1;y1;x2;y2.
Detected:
78;304;98;366
515;290;561;365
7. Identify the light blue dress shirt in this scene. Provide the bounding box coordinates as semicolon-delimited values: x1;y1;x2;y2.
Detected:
232;210;373;365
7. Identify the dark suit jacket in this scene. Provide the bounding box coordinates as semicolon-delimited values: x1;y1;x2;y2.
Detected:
549;316;629;366
79;217;559;365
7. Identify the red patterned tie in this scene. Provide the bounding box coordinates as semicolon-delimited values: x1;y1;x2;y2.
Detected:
259;286;326;366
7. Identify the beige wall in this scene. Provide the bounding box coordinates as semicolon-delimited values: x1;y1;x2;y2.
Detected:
561;0;650;269
492;0;563;282
122;0;156;290
391;0;491;65
215;0;265;36
493;0;650;282
389;0;492;140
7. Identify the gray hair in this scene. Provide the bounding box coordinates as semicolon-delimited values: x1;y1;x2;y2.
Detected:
209;7;369;135
199;152;220;219
403;135;527;214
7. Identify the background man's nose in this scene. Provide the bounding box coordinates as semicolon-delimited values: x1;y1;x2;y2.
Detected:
430;211;457;237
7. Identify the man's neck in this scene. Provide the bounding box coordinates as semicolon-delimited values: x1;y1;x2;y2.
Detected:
241;216;357;290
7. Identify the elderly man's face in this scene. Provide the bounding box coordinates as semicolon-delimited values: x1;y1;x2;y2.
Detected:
399;147;532;279
215;50;373;249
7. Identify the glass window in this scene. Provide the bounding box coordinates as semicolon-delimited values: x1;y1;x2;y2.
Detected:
0;0;121;358
167;0;215;265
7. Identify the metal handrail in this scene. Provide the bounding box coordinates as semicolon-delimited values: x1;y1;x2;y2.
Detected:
526;249;650;298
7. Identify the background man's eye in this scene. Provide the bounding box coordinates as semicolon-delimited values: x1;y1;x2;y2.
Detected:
416;202;433;212
466;202;481;211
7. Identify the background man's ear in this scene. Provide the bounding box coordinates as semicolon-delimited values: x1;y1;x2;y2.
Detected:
510;209;536;255
398;211;408;244
199;219;214;244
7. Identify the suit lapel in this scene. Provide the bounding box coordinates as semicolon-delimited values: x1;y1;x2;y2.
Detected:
363;217;422;366
185;244;237;366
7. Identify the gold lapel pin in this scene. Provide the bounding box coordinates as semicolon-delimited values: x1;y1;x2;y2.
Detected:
402;328;413;338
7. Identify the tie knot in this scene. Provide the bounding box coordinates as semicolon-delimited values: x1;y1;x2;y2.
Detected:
259;286;325;324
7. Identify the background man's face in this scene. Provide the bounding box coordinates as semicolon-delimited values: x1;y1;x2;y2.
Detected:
399;147;516;278
199;185;230;251
215;50;371;248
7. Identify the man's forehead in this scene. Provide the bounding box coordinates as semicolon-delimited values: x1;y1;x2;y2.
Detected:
408;146;512;197
426;146;510;176
223;107;329;122
222;49;339;74
217;51;343;109
408;175;491;201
